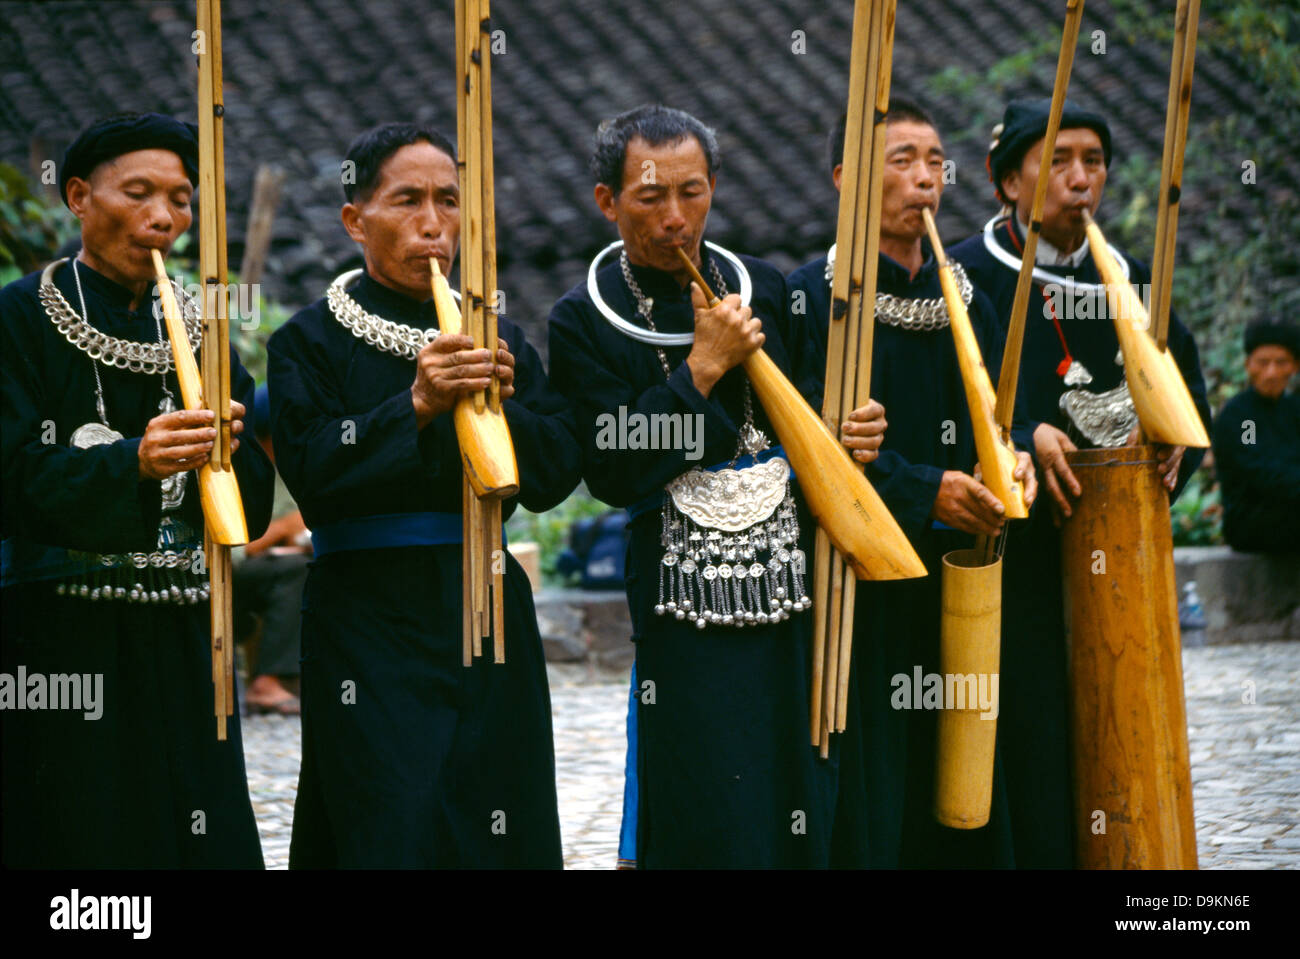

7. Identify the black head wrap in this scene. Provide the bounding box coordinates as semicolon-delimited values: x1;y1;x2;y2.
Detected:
986;97;1112;204
59;112;199;207
1244;319;1300;360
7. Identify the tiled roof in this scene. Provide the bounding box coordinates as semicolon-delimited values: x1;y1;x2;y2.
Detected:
0;0;1277;359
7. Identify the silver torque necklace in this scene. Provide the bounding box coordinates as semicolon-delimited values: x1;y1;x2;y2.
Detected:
823;243;972;331
326;268;460;360
39;256;202;374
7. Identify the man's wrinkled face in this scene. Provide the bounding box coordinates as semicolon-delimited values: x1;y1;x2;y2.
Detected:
65;148;194;292
878;120;945;246
594;135;715;274
1000;127;1107;250
342;141;460;301
1245;344;1298;400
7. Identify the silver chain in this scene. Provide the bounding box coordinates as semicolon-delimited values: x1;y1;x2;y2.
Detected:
39;258;202;375
620;251;766;465
620;251;729;376
824;244;972;331
326;269;440;360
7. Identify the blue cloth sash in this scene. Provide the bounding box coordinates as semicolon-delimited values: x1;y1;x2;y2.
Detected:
310;511;505;557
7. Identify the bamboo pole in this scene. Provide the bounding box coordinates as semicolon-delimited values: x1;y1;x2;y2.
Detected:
194;0;239;738
835;0;894;733
809;526;830;745
479;0;500;413
1151;0;1199;351
993;0;1086;435
823;0;882;748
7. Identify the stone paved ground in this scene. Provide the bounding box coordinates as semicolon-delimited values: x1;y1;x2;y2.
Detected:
241;641;1300;869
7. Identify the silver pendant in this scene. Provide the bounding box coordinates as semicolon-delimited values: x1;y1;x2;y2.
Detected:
1059;380;1139;448
70;422;125;448
157;393;188;512
1062;360;1094;387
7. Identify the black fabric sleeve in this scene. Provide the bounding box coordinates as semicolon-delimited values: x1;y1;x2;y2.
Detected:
1;286;162;551
546;298;741;508
266;314;442;508
499;321;583;513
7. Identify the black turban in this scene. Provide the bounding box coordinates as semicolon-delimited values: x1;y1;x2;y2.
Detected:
987;97;1112;203
1244;319;1300;360
59;112;199;207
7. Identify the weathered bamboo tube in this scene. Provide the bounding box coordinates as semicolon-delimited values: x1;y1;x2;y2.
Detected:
933;548;1001;829
809;526;831;745
1061;446;1198;869
478;0;501;412
1151;0;1200;351
1082;213;1209;448
462;476;473;666
994;0;1086;432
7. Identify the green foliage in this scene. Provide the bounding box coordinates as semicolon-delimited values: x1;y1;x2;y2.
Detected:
1171;469;1223;547
505;484;614;586
0;162;78;285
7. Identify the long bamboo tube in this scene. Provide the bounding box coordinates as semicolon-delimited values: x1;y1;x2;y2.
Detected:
1150;0;1200;351
813;0;878;750
1081;211;1209;448
834;0;895;736
194;0;240;740
993;0;1086;434
453;0;511;664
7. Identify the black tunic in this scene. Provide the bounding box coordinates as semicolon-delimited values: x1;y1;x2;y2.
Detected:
267;269;580;868
949;216;1212;867
547;245;858;868
1;259;274;868
789;245;1022;868
1212;388;1300;553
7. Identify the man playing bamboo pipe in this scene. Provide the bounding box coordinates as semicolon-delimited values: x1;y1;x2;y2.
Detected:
267;123;580;868
548;104;886;869
948;97;1211;867
0;113;275;867
788;99;1037;868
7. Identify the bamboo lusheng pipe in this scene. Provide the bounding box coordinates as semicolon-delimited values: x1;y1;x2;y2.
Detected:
674;247;926;582
812;0;899;747
195;0;238;739
1150;0;1200;351
922;208;1027;519
153;250;249;546
1080;211;1209;449
430;259;520;497
812;0;874;744
993;0;1086;435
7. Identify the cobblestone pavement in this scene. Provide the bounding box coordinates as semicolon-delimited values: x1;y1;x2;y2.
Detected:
241;641;1299;869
